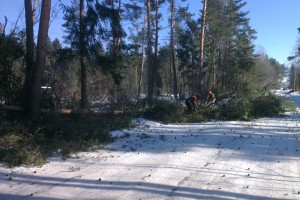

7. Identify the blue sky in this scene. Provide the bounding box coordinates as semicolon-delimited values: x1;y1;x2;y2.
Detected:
1;0;300;65
243;0;300;64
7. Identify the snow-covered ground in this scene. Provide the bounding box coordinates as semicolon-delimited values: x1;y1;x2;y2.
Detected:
1;90;300;200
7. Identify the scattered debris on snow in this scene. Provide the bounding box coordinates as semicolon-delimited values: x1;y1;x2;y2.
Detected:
1;90;300;199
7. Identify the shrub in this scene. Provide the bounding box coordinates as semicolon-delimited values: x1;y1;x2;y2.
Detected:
219;99;253;120
251;93;288;117
218;93;293;120
144;100;207;123
40;88;57;110
0;125;47;166
281;98;297;113
0;111;133;166
42;112;133;155
144;100;186;123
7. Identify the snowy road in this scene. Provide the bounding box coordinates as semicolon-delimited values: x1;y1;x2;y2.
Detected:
1;92;300;200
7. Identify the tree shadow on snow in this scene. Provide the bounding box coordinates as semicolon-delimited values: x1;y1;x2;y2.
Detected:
0;172;286;200
108;115;300;162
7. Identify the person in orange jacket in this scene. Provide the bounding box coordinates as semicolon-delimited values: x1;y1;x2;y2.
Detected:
185;93;202;112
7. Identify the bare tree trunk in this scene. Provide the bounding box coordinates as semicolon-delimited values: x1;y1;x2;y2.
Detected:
153;0;159;94
138;15;147;98
169;50;172;95
146;0;153;104
294;67;296;91
111;0;121;55
29;0;51;123
199;0;207;91
111;0;116;55
32;0;38;23
79;0;88;109
24;0;35;112
298;71;300;92
170;0;178;99
116;0;122;52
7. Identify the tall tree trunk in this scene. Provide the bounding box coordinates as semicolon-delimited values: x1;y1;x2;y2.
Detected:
116;0;122;52
111;0;121;55
169;49;172;95
153;0;159;94
32;0;38;23
138;15;147;98
170;0;178;99
111;0;116;55
24;0;35;112
111;0;122;103
146;0;153;104
29;0;51;123
294;67;297;91
79;0;88;109
199;0;207;92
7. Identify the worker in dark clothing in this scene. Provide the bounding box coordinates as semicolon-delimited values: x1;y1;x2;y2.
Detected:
185;93;202;112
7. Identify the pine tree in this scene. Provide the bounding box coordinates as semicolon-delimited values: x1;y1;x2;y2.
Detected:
29;0;52;122
203;0;256;95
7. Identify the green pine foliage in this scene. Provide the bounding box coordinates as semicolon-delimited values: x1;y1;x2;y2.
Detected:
0;32;25;105
144;100;187;123
0;112;133;167
251;93;289;118
144;92;295;123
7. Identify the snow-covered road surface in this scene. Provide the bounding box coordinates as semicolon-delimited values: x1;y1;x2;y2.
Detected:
1;91;300;200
